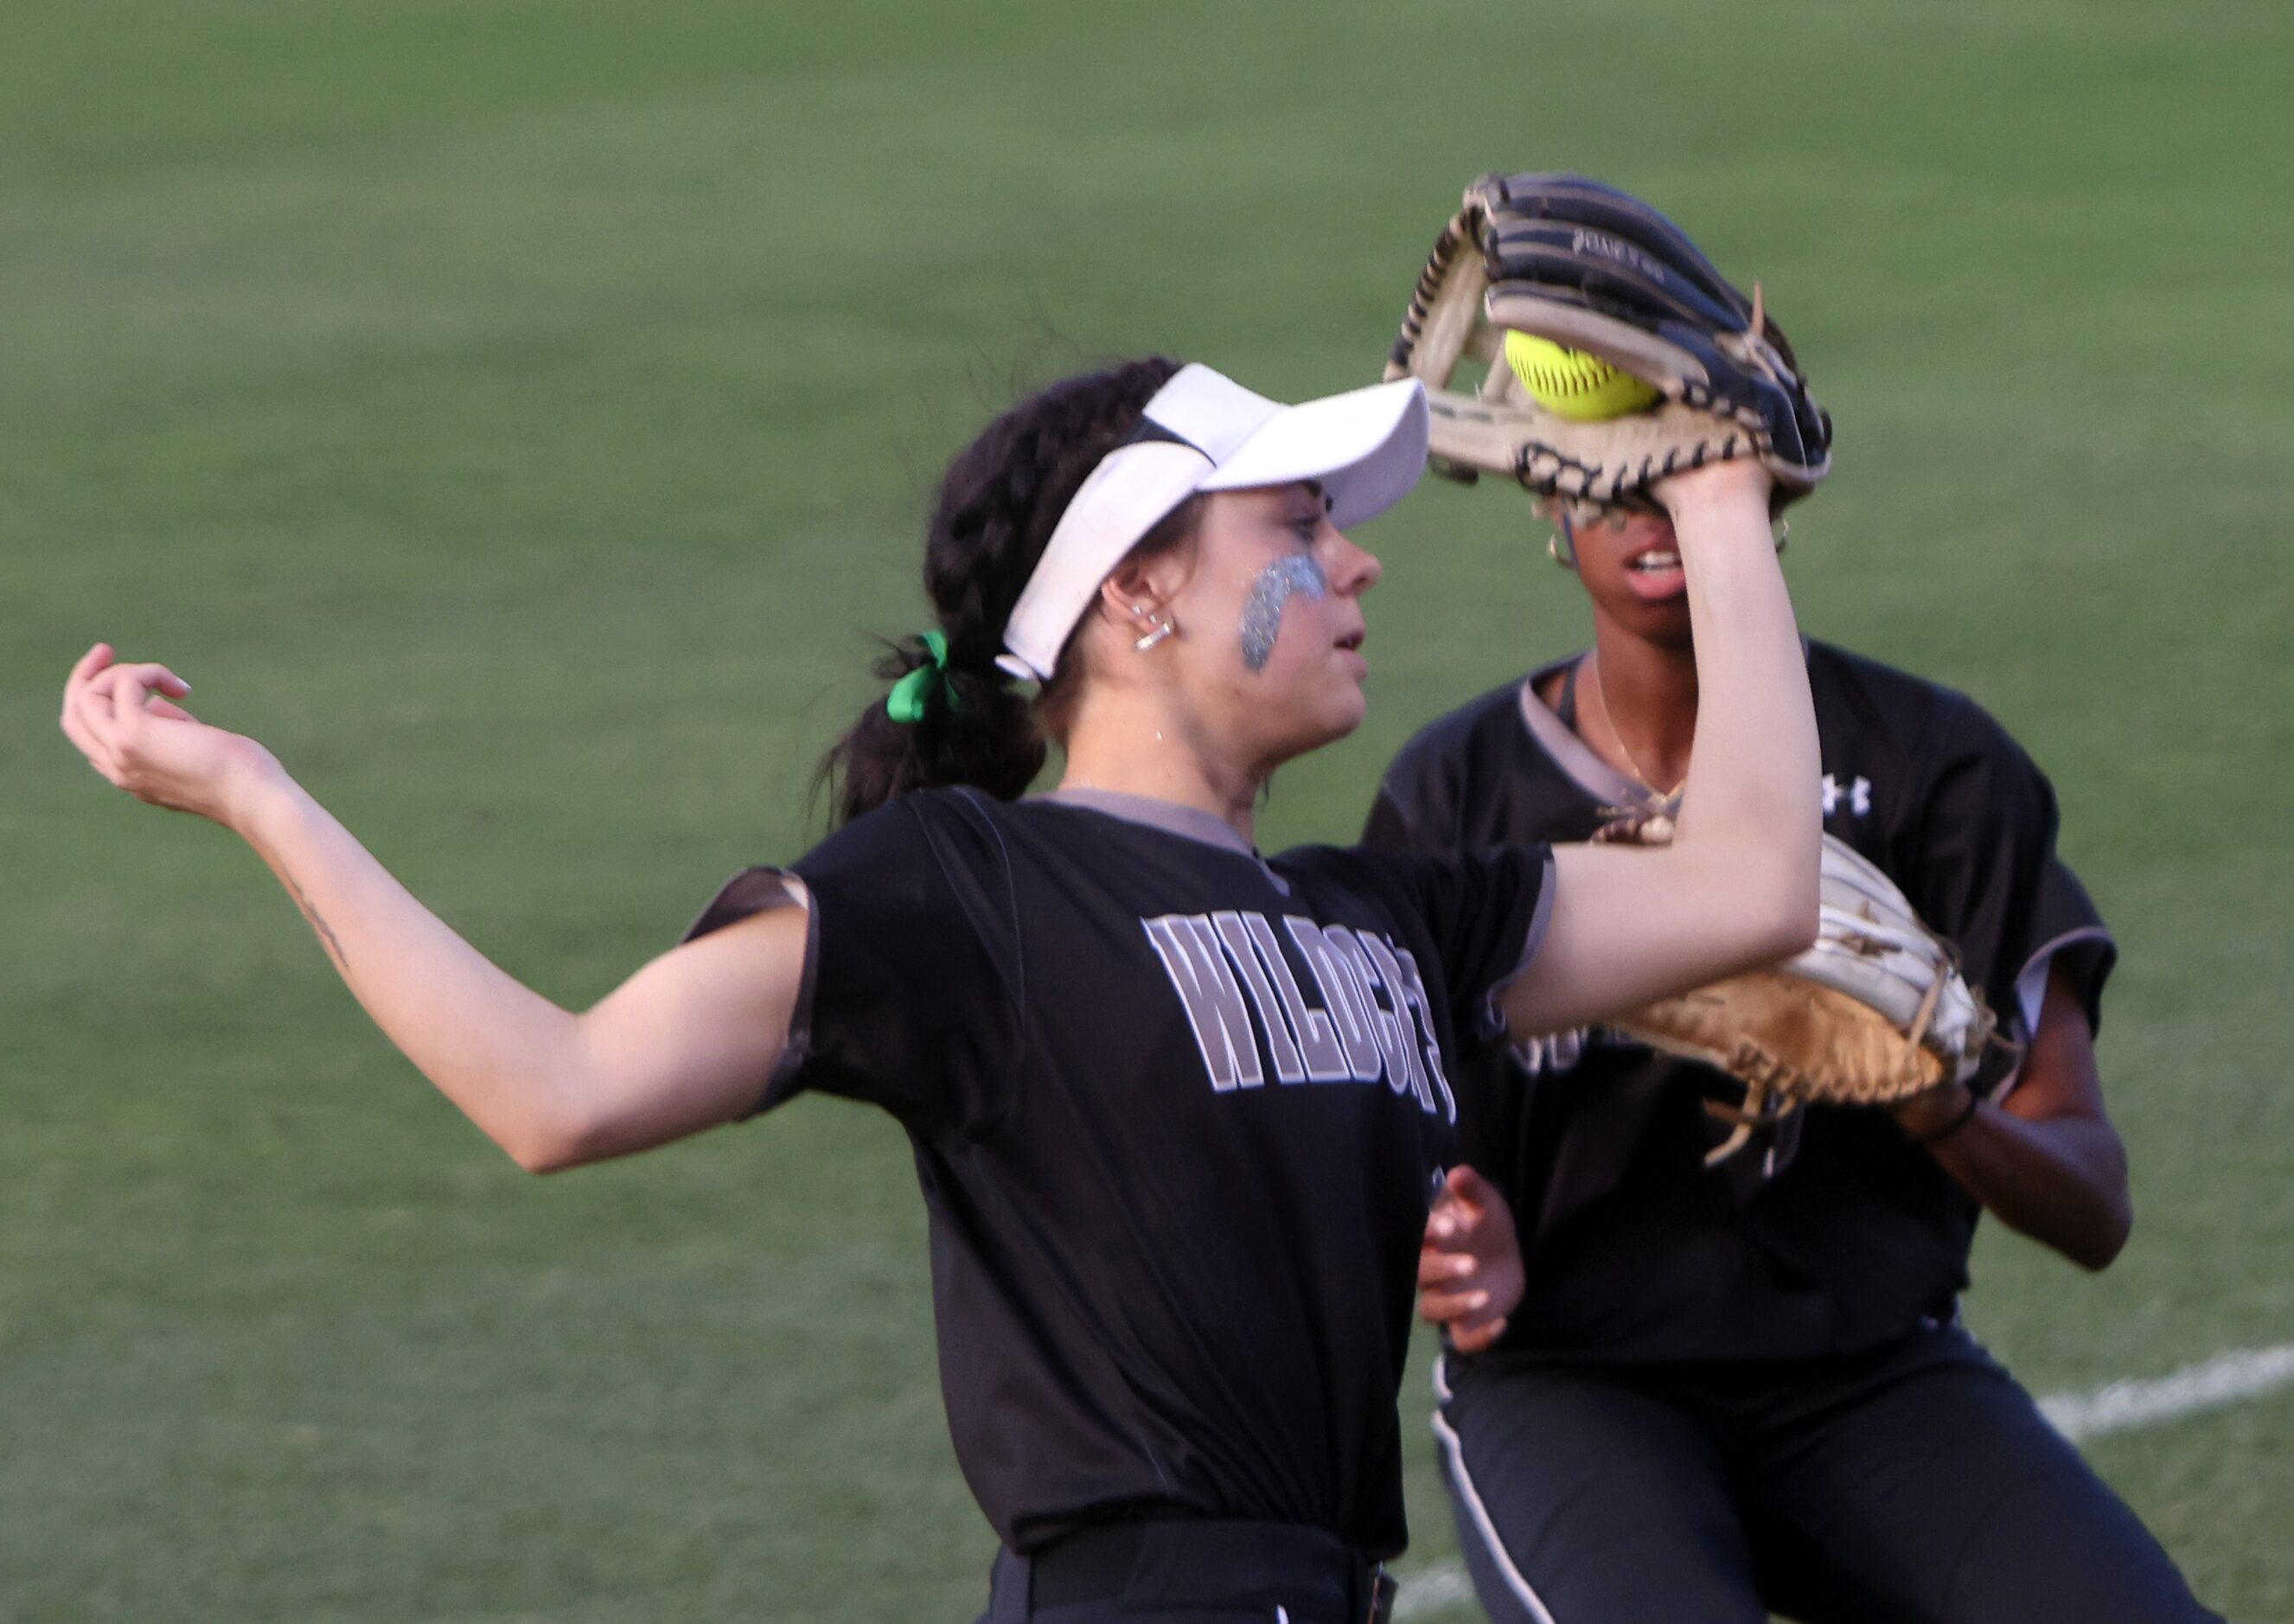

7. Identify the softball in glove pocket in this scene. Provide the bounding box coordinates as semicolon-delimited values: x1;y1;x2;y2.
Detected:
1385;173;1831;524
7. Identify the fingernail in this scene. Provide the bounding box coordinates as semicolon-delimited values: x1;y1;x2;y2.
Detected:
1468;1292;1489;1309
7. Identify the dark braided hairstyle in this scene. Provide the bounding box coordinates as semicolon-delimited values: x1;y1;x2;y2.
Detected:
820;356;1202;826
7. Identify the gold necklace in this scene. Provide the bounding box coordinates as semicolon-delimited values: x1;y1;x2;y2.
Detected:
1585;655;1684;800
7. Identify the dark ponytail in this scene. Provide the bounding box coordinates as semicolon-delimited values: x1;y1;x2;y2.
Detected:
819;356;1191;826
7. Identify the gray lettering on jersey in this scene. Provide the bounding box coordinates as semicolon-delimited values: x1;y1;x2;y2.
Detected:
1510;1026;1591;1077
1211;911;1307;1083
1284;918;1387;1083
1387;945;1459;1125
1243;912;1352;1081
1141;914;1265;1091
1358;932;1435;1114
1147;909;1451;1111
1327;926;1422;1106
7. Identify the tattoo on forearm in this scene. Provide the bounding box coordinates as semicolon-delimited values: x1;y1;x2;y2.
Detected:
284;873;350;972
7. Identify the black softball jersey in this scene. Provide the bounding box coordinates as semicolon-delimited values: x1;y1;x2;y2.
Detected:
1364;642;2114;1365
684;788;1552;1557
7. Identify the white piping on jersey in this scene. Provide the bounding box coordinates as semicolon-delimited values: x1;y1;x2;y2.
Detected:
2015;924;2114;1036
1993;924;2115;1105
1514;664;1656;812
1044;786;1292;895
1512;642;1819;816
1428;1355;1562;1624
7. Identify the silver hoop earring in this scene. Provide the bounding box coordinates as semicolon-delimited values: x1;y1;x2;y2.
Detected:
1548;515;1579;570
1134;617;1175;651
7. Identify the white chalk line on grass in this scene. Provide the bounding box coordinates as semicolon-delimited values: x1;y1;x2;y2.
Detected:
1394;1565;1482;1617
2038;1342;2294;1442
1391;1342;2294;1621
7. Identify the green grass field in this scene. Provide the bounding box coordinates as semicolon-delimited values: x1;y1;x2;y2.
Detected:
5;2;2290;1617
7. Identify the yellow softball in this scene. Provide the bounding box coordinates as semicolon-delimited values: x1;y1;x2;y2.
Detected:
1504;330;1662;421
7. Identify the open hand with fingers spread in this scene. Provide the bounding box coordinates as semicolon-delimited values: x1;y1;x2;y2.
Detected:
59;643;283;828
1417;1164;1524;1355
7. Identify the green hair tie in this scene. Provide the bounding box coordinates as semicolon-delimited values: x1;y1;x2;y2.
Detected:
885;630;962;724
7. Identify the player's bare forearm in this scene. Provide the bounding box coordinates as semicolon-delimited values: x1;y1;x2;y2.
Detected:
59;645;795;1173
1502;468;1819;1036
1895;969;2132;1269
1903;1098;2131;1269
1663;466;1820;927
234;777;800;1171
236;777;593;1165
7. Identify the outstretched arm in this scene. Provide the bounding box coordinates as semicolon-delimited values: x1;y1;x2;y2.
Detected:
1502;464;1821;1037
60;644;799;1173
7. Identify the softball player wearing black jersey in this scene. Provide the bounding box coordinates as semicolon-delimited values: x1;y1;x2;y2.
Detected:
62;359;1821;1623
1382;507;2217;1622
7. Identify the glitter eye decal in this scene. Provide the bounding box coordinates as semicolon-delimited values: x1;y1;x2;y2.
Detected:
1238;554;1328;673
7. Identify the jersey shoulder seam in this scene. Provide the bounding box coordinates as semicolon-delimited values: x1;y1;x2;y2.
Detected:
919;789;1037;1142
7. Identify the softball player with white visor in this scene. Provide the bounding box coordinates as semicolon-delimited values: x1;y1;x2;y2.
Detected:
63;351;1821;1623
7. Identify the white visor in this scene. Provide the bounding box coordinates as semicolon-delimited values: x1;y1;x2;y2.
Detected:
994;364;1429;681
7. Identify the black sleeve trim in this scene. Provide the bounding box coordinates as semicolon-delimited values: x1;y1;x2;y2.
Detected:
1479;847;1558;1040
681;866;819;1119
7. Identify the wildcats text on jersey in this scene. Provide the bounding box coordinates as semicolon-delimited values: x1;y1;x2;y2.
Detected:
1141;911;1458;1122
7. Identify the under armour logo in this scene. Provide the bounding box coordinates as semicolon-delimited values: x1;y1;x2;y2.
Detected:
1822;773;1873;818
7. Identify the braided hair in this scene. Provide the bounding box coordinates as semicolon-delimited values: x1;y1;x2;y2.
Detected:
819;357;1201;827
